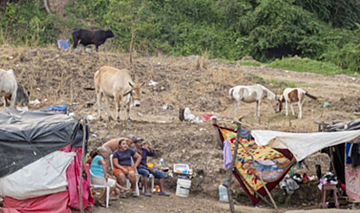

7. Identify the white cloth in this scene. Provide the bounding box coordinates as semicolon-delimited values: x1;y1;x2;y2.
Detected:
0;151;75;200
91;176;116;187
251;130;360;161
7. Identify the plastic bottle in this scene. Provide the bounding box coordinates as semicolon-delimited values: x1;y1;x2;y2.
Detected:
219;180;228;202
160;158;164;167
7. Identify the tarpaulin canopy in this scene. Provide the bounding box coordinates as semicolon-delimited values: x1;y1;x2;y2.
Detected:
251;130;360;161
0;108;86;178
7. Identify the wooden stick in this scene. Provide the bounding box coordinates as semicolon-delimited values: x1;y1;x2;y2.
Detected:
211;118;224;149
78;119;87;213
226;118;242;213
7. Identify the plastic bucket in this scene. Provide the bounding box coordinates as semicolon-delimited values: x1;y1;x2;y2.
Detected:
176;178;191;197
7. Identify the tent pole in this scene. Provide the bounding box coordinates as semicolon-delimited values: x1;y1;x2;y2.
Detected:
226;118;243;213
236;170;274;207
212;118;224;150
78;119;87;213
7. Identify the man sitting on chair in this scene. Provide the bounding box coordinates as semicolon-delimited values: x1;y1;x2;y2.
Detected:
133;138;170;197
112;138;142;197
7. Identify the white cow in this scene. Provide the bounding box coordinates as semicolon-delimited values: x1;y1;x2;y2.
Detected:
229;84;278;118
0;69;18;107
94;66;144;122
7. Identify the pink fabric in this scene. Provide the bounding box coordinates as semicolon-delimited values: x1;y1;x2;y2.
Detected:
345;164;360;201
2;191;71;213
61;145;94;210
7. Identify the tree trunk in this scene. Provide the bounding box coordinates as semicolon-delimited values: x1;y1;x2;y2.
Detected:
129;30;136;64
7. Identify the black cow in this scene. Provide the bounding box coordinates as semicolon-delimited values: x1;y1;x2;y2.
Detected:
72;29;114;51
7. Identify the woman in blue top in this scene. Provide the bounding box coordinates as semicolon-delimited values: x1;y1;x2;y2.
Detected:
90;147;130;207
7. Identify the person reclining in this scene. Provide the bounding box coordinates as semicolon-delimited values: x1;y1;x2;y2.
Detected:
133;138;170;197
89;147;130;207
112;138;142;197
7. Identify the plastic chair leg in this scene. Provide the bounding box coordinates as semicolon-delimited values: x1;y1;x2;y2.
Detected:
106;186;110;208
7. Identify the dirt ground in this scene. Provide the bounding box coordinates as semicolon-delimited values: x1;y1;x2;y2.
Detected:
0;46;359;212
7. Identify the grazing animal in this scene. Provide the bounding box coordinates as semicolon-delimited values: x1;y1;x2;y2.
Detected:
4;84;30;107
72;29;114;51
229;84;278;118
0;69;18;107
94;66;144;122
276;88;317;119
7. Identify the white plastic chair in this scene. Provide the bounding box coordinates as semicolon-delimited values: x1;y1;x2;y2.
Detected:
89;170;110;208
110;154;140;196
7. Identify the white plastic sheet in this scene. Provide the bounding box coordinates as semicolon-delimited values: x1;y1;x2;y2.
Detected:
251;130;360;161
0;151;75;200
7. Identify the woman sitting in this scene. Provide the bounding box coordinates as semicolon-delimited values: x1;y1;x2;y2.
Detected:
90;147;130;207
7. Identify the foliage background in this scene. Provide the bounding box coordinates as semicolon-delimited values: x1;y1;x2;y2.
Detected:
1;0;360;73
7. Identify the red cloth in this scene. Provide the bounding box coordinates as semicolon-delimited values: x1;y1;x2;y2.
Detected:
61;145;94;210
2;191;71;213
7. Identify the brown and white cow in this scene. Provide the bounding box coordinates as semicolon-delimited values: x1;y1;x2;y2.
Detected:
94;66;144;122
276;88;317;119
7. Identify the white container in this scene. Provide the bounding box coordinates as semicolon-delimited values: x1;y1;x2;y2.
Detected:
173;164;189;174
176;178;191;197
219;184;228;202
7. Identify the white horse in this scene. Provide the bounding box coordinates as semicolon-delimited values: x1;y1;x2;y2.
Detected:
276;88;317;119
229;84;278;118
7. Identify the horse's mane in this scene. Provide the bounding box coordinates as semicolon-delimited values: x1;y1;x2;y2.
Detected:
260;85;276;100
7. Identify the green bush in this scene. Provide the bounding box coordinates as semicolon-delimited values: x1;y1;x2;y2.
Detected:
266;57;352;75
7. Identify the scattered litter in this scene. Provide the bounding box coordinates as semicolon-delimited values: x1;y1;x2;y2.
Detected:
201;113;213;122
162;104;174;110
69;112;75;118
85;47;92;52
148;80;158;86
36;88;41;91
41;105;67;114
137;112;143;116
57;40;69;50
157;62;161;65
183;108;202;123
91;134;98;138
16;106;28;112
29;99;41;105
8;56;13;60
87;115;94;121
352;77;356;81
323;102;329;108
199;128;206;131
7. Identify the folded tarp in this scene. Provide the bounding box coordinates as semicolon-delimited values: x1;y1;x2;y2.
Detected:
0;151;75;200
251;130;360;161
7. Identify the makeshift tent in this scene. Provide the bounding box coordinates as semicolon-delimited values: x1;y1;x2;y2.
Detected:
214;124;295;205
0;108;93;212
252;125;360;202
323;120;360;202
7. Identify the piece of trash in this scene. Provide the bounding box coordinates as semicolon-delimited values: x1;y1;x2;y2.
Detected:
91;134;98;138
87;115;94;120
8;56;13;60
57;40;69;50
137;112;143;116
162;104;173;110
210;115;219;121
69;112;75;118
157;62;161;65
85;47;92;52
323;102;329;108
201;114;213;121
29;99;41;105
352;77;356;81
36;88;41;91
85;102;94;108
41;105;67;114
16;106;28;112
148;80;158;86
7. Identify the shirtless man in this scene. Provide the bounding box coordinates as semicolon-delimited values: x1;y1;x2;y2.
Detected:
103;134;137;154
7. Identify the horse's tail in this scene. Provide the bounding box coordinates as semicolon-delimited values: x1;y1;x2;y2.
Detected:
305;92;317;100
229;88;235;101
